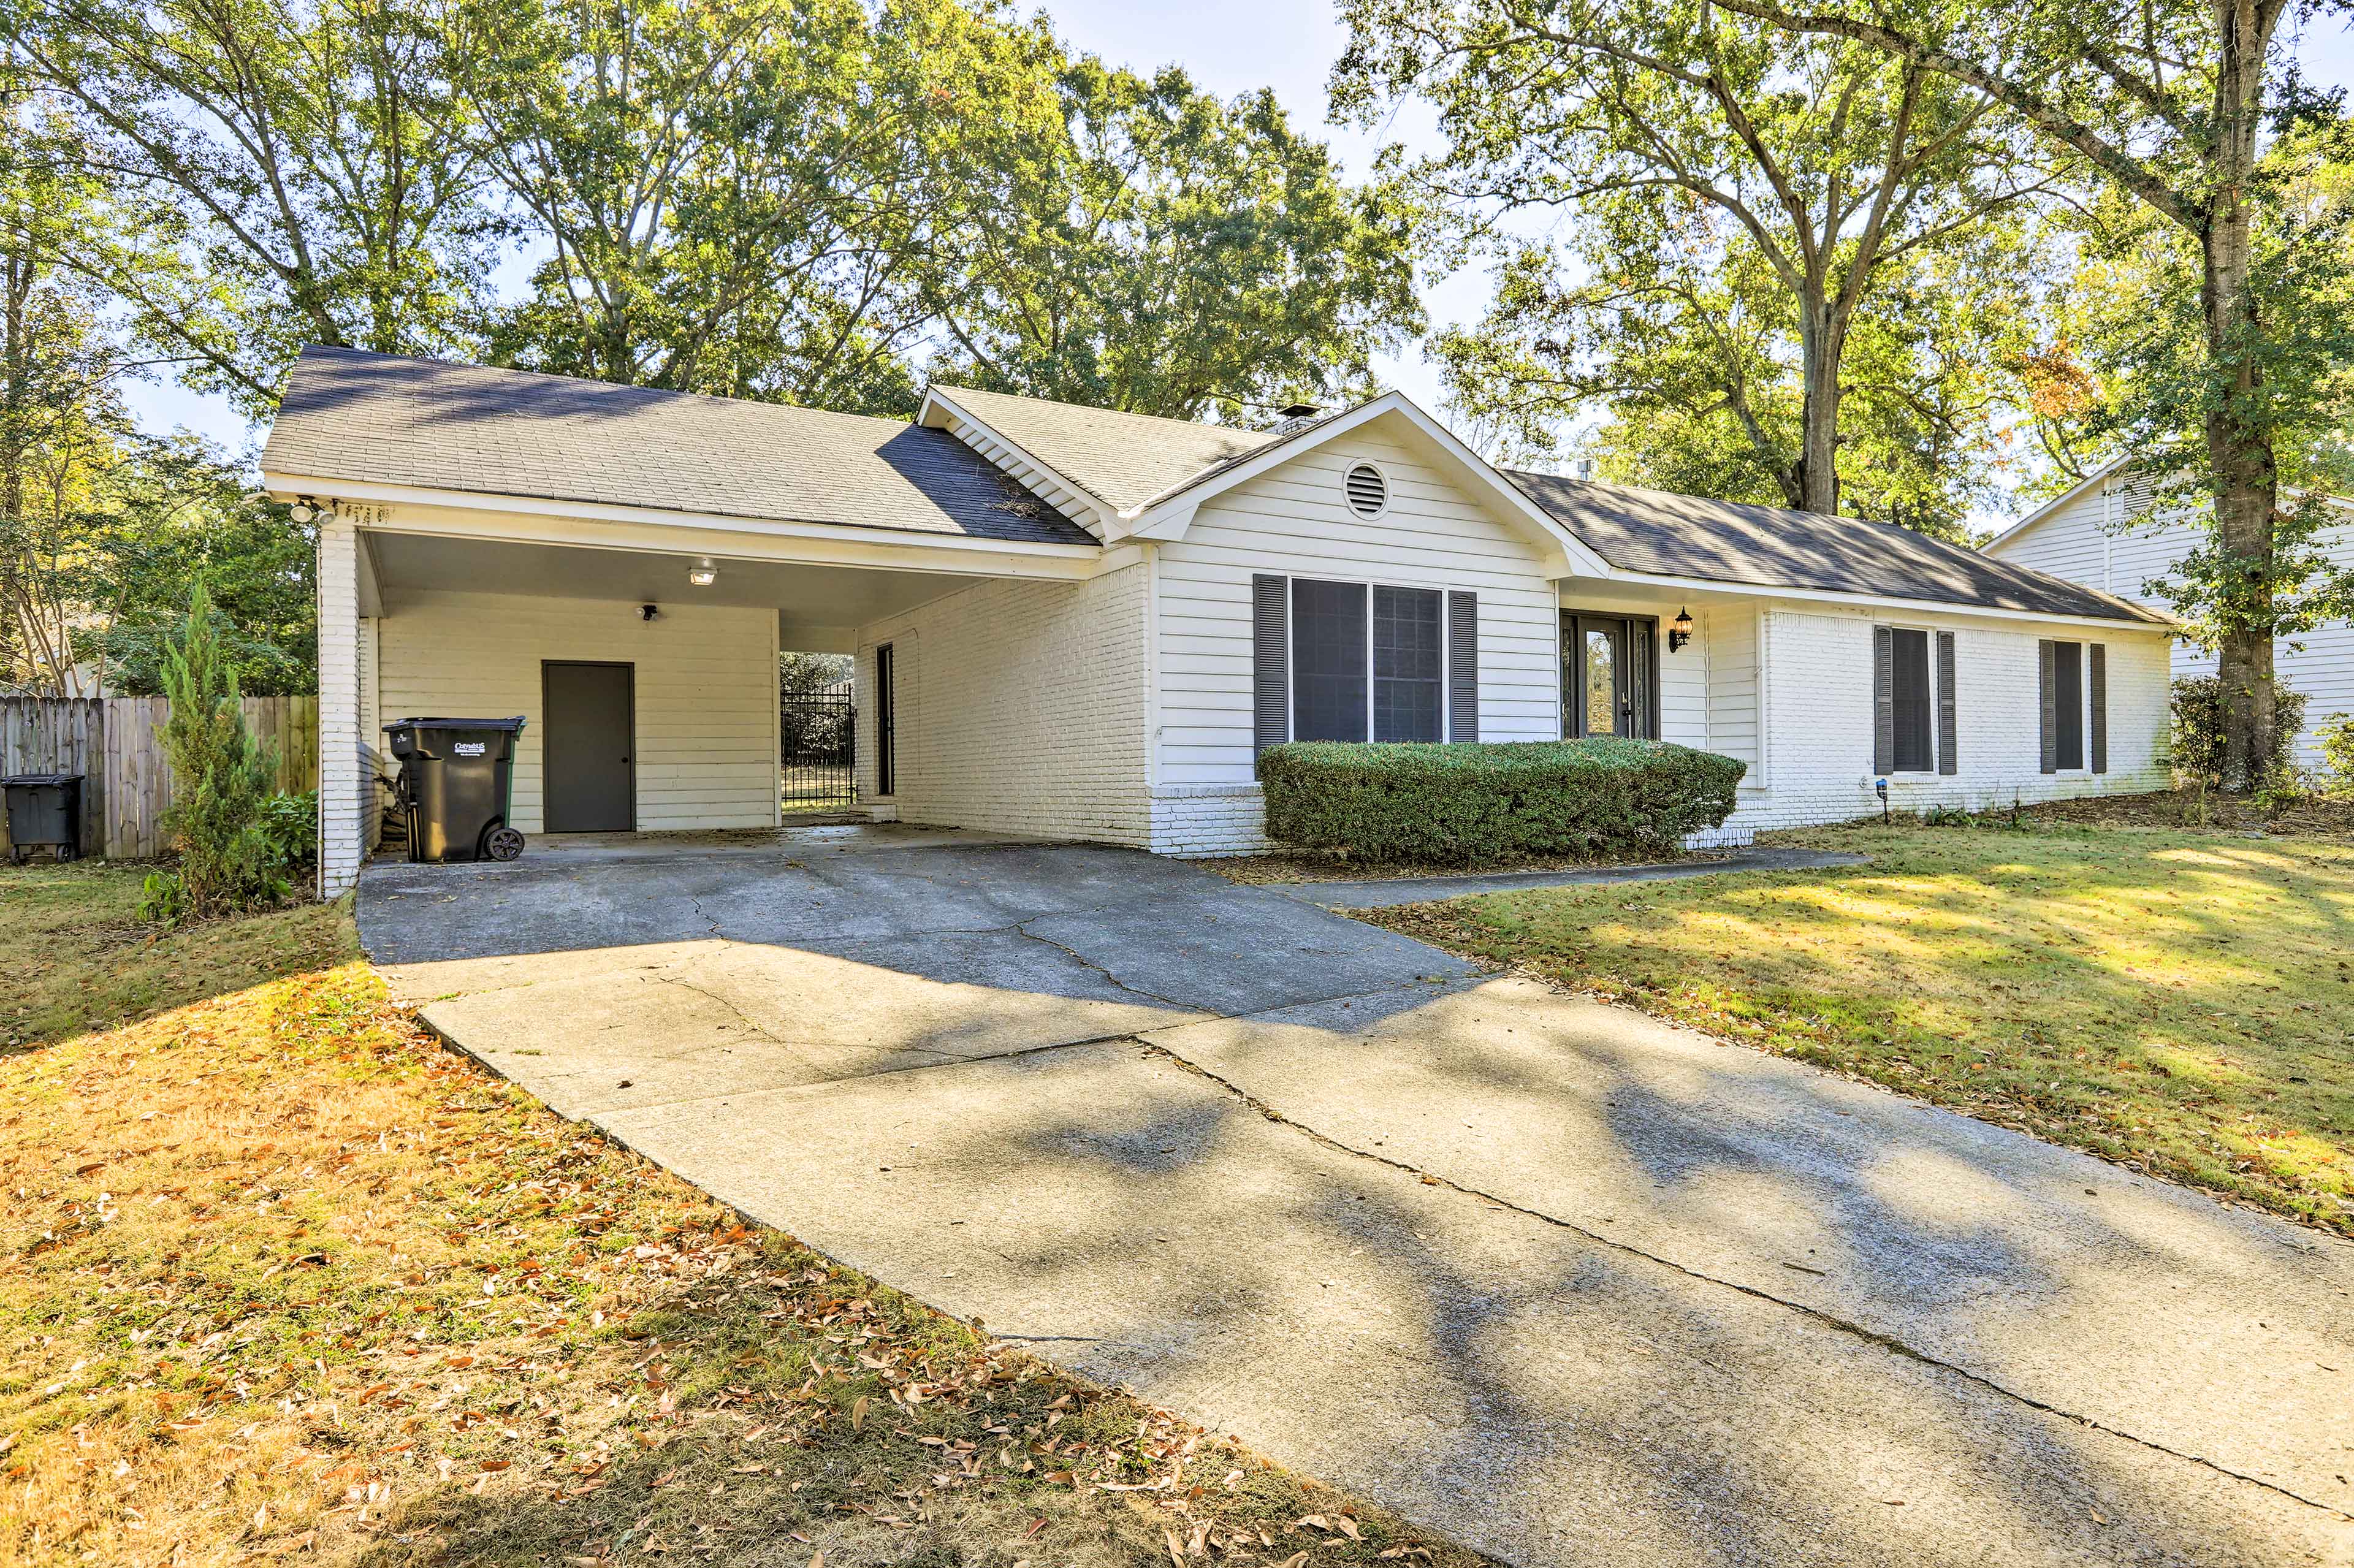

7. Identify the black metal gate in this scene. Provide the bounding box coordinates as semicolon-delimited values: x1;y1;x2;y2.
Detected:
780;688;857;812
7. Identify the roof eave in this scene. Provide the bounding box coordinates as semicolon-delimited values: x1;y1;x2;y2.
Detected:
1591;565;2174;631
260;470;1104;576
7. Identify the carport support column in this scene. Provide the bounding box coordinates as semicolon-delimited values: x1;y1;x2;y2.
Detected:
318;513;365;898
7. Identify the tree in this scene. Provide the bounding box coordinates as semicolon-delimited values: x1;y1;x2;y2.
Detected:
1433;199;2039;537
6;0;498;418
0;74;135;695
79;443;318;695
155;582;284;915
1334;0;2060;516
927;58;1423;422
453;0;1055;414
1710;0;2354;783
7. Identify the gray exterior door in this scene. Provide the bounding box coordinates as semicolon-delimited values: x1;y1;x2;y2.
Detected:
543;661;634;832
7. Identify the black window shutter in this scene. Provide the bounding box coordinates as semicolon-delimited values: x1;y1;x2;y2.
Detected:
1872;626;1895;774
2038;639;2058;774
1252;574;1288;756
1447;592;1478;742
2089;642;2108;774
1936;631;1958;775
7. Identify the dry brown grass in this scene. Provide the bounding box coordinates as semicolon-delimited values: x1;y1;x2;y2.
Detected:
0;868;1486;1568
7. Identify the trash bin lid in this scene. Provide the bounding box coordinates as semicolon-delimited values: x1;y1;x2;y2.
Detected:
384;717;528;734
1;772;81;787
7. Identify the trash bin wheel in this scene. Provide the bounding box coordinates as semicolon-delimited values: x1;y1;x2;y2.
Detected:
484;825;526;862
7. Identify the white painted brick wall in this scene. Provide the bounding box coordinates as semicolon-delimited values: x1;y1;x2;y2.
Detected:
1725;606;2172;831
318;517;365;896
377;591;779;834
854;565;1152;843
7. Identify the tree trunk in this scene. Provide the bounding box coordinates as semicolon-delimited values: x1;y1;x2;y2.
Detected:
1796;296;1842;516
2203;1;2280;790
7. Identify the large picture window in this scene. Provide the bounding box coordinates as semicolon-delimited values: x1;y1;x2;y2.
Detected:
1286;578;1448;744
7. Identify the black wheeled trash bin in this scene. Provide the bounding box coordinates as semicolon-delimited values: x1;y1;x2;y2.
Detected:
2;774;84;863
383;718;527;864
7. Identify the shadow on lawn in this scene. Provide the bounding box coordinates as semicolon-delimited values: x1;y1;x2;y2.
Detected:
0;859;356;1051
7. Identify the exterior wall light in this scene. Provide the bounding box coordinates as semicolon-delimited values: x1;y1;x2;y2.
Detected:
1668;607;1694;652
688;562;717;587
289;497;319;523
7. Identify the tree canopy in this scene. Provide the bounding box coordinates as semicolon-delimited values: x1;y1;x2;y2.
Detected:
1335;0;2064;525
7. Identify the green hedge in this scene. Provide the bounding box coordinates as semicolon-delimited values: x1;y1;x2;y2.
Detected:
1255;738;1746;864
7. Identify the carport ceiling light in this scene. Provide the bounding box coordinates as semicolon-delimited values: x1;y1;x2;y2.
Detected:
688;562;717;587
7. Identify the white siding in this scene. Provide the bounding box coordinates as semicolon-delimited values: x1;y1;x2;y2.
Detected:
1989;475;2354;769
1149;433;1562;853
853;566;1152;844
1701;601;1761;779
376;591;779;834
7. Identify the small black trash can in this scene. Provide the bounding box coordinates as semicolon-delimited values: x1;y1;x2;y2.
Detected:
2;774;84;863
383;718;527;864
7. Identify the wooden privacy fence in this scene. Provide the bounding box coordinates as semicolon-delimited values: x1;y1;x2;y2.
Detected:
1;696;319;859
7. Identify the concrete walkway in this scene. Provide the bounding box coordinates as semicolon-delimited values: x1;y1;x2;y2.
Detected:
359;834;2354;1568
1271;845;1867;907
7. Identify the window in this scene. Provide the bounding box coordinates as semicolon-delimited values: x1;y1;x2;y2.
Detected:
874;642;896;796
1373;586;1443;742
1888;627;1933;772
1291;579;1368;741
1281;577;1448;745
1559;611;1658;739
2052;640;2084;769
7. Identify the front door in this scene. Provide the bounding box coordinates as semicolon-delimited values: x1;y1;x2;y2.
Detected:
1561;612;1657;739
543;661;635;832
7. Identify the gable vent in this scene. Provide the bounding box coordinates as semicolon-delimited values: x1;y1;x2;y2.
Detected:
1343;462;1388;519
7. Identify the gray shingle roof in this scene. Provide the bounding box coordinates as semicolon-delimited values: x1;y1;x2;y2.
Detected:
262;347;1095;547
1504;470;2168;625
932;385;1279;512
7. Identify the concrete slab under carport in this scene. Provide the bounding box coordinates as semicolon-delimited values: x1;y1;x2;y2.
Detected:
362;832;1477;1114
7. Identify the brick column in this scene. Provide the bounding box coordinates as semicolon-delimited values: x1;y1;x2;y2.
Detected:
318;515;364;897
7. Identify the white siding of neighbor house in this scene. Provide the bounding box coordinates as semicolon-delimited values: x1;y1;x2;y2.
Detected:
852;565;1152;845
375;590;780;835
1988;476;2354;770
1149;432;1563;854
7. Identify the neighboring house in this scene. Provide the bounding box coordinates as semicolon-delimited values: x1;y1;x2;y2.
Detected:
1983;459;2354;771
261;348;2173;896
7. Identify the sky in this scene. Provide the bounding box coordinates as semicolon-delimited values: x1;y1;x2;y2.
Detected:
121;1;2354;469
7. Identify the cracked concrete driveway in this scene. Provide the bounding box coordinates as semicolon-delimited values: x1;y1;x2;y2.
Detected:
360;828;2354;1567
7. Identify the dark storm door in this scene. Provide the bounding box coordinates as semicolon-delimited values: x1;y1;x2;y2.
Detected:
1560;611;1658;739
542;661;635;832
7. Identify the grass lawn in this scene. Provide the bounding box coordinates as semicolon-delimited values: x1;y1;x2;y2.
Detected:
1366;821;2354;1235
1;863;1479;1568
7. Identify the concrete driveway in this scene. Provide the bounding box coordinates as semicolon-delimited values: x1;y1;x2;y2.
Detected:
360;827;2354;1567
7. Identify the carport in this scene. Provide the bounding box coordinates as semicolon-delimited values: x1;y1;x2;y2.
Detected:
262;347;1102;894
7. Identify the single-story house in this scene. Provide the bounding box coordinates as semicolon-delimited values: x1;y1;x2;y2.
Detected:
262;348;2173;896
1984;459;2352;770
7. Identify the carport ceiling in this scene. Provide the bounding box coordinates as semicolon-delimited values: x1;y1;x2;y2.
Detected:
365;530;985;647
